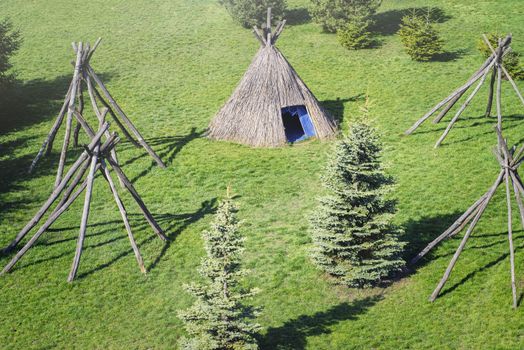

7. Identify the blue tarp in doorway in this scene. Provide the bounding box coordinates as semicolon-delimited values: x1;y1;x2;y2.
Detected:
281;105;316;143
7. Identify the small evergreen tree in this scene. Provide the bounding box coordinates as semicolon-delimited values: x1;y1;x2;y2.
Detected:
0;18;21;91
309;118;405;287
220;0;287;28
477;33;524;80
178;190;260;350
398;9;443;62
310;0;381;33
337;16;374;50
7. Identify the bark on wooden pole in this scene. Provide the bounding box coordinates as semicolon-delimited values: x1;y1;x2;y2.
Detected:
68;140;100;282
100;160;146;273
434;66;491;147
429;170;504;301
1;177;90;275
87;65;166;167
2;123;108;253
55;42;84;188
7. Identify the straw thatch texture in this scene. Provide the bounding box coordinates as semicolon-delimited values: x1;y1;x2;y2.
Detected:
208;43;337;147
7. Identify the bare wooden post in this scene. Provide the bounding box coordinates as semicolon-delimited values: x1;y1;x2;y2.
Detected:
100;160;146;273
1;177;90;275
435;66;491;147
504;166;518;309
429;171;504;301
73;81;85;147
55;42;84;188
496;64;503;131
68;140;100;282
410;192;488;265
87;66;166;167
28;81;74;173
2;123;108;253
266;7;272;45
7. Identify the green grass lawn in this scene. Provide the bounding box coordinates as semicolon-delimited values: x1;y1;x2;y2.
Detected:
1;0;523;348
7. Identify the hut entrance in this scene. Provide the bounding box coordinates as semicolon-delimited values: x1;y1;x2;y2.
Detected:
281;105;316;143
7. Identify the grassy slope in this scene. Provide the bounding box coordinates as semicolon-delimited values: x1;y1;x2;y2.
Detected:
0;0;523;348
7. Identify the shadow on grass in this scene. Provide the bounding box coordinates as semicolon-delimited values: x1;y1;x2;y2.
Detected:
429;49;467;62
285;7;311;26
0;73;113;136
321;94;365;125
401;212;462;266
119;127;204;183
371;7;451;36
406;114;524;146
3;198;217;277
258;296;382;350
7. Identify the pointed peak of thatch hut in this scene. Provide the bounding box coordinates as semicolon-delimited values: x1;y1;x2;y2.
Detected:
208;8;337;147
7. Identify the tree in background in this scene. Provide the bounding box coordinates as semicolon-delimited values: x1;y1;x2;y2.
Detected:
178;189;260;350
309;104;405;288
477;33;524;80
398;8;443;61
0;18;21;92
310;0;380;49
337;16;374;50
220;0;287;28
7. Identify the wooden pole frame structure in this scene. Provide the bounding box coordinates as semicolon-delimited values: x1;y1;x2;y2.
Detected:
411;127;522;308
404;34;524;147
1;119;168;282
28;39;166;182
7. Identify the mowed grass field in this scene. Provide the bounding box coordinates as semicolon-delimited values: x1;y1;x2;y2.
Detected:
1;0;523;348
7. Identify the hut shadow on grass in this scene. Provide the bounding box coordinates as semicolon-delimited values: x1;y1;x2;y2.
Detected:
119;127;204;183
321;94;365;125
258;296;382;350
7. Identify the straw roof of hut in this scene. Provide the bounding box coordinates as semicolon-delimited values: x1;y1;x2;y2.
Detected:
207;9;337;147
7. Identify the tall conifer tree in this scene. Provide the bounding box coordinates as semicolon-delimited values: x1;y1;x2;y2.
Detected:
178;190;260;350
309;119;405;287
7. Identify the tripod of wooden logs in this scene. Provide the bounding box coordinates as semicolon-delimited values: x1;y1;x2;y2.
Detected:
405;34;524;147
1;106;168;282
29;39;166;189
412;127;522;308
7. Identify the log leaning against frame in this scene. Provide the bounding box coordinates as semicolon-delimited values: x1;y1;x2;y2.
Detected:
405;34;524;147
29;39;166;186
411;127;522;309
1;118;168;282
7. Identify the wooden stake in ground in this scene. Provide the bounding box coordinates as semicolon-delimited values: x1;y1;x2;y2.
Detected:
404;34;524;147
1;121;167;281
411;127;522;308
28;39;166;173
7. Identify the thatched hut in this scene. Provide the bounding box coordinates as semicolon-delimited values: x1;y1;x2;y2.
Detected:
208;9;337;147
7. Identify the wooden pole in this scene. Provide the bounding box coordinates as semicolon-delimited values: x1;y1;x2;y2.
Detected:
105;155;167;241
1;123;108;253
496;64;503;131
55;42;84;188
100;160;146;273
87;65;166;167
429;170;504;301
504;166;518;309
266;7;272;45
410;193;488;265
432;91;466;124
434;66;491;147
405;59;496;135
28;80;74;173
68;140;100;282
1;176;90;275
73;80;85;147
